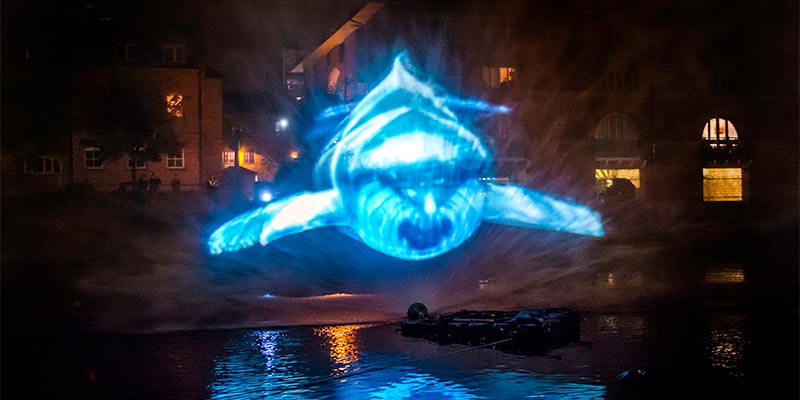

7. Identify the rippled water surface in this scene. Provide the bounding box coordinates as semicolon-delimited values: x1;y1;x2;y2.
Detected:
3;306;797;399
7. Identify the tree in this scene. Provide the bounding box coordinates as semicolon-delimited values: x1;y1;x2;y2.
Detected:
74;71;182;183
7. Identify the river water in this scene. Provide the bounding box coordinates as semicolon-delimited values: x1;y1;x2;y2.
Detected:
3;304;797;399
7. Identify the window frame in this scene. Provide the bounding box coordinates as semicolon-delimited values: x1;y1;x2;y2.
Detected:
243;151;255;165
127;155;147;170
606;70;627;92
703;167;744;202
113;42;138;62
84;147;104;169
166;93;184;118
21;156;63;174
222;151;235;164
166;148;185;169
481;66;516;89
162;44;186;64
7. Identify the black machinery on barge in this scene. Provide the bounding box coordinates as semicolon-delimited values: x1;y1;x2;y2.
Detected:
400;303;581;354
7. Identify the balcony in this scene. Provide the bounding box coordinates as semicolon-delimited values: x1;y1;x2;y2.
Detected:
702;139;750;167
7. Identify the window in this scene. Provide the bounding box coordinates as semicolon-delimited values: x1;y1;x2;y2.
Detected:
84;148;103;169
113;43;137;62
162;44;186;64
595;169;640;188
594;113;642;198
21;156;62;174
703;168;743;201
606;70;626;92
24;39;53;62
701;118;745;201
429;18;452;42
243;151;255;164
286;75;303;92
605;23;624;46
166;149;184;169
127;155;146;169
595;113;639;141
709;72;730;94
710;27;731;53
482;67;516;89
222;151;235;164
166;93;184;118
702;117;738;150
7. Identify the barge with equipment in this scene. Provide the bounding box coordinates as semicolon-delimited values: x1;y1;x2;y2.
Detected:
399;303;581;354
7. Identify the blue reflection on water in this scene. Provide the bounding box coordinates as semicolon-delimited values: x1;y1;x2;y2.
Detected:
209;325;606;399
208;53;603;260
210;330;315;399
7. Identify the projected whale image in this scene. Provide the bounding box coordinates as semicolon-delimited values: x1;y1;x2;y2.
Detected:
209;54;603;260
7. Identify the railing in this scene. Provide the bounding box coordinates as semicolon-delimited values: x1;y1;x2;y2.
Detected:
702;138;742;158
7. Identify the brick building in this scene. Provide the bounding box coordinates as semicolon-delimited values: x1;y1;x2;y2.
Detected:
1;1;224;194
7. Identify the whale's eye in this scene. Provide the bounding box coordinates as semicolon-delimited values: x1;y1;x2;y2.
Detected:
398;218;453;250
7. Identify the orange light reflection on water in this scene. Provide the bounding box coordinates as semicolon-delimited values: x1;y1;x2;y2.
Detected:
314;324;373;377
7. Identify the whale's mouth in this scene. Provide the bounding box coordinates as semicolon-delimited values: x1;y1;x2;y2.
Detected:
398;218;453;251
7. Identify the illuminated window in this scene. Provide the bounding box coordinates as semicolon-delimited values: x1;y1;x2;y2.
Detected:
162;44;186;64
166;93;183;118
482;67;516;89
595;169;640;188
21;156;62;174
127;155;146;169
113;42;137;62
84;147;103;169
702;118;738;148
243;151;255;164
289;150;299;159
703;168;743;201
166;149;184;169
222;151;235;164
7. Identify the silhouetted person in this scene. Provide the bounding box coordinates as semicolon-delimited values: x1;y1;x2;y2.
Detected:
170;174;181;192
148;173;161;192
206;174;219;203
137;174;148;194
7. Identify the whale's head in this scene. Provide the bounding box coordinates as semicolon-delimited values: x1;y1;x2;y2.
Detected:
340;129;490;260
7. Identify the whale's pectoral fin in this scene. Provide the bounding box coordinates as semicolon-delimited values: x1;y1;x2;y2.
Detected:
483;183;604;237
208;189;346;254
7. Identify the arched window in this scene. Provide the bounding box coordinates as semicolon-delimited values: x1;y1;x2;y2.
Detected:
702;117;738;149
701;117;745;202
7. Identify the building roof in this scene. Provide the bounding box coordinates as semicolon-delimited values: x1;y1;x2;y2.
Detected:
290;2;385;74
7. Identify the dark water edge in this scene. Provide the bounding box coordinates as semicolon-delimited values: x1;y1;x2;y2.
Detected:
2;304;797;400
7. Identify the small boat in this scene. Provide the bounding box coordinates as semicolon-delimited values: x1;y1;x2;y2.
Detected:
400;304;581;353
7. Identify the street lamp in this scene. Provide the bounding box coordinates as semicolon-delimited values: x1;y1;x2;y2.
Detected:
276;118;288;132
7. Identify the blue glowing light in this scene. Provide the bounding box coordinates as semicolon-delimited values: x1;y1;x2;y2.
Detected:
208;53;603;259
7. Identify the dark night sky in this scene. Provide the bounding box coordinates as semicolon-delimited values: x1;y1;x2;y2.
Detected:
2;0;366;90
